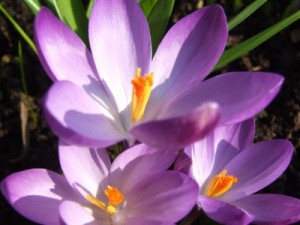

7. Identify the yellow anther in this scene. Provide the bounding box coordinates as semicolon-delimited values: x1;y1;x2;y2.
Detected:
205;170;238;198
131;68;154;123
106;205;117;215
86;194;106;212
87;186;125;216
104;185;125;206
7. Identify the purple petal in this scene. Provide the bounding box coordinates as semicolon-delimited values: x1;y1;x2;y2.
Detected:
89;0;151;130
147;5;227;119
161;72;284;125
44;80;125;147
174;150;192;175
186;117;253;190
110;144;177;194
35;8;100;89
120;171;198;224
233;194;300;225
199;196;253;225
130;102;220;149
220;140;293;202
111;143;177;172
59;142;111;197
59;201;104;225
1;169;77;225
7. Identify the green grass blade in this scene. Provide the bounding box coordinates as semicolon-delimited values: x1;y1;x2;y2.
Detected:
18;41;38;124
21;0;41;14
215;9;300;71
228;0;268;31
0;4;37;54
139;0;158;18
44;0;63;19
18;42;28;95
86;0;95;17
56;0;89;45
148;0;175;54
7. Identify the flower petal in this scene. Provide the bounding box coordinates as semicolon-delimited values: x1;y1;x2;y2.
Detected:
147;5;227;118
111;143;177;172
161;72;283;125
220;140;293;202
35;8;100;89
120;171;198;224
89;0;151;130
233;194;300;225
44;80;125;147
185;119;254;193
130;102;220;149
110;144;177;194
199;196;253;225
59;201;104;225
59;142;111;197
1;169;77;225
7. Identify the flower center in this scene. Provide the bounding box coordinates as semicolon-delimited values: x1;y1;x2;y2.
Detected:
87;185;125;215
205;170;238;198
131;68;154;123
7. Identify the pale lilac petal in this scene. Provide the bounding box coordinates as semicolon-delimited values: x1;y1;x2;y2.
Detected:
35;8;104;95
110;143;177;172
1;169;77;225
89;0;151;130
146;5;227;119
183;119;254;188
161;72;283;125
233;194;300;225
119;172;198;224
110;144;177;194
44;81;125;147
219;140;293;202
130;103;220;149
199;196;253;225
59;142;111;197
59;201;104;225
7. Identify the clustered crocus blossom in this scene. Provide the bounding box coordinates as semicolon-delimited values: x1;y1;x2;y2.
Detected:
35;0;284;149
1;144;198;225
3;0;300;224
176;119;300;224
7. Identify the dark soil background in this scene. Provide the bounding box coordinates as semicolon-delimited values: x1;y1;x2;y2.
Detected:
0;0;300;224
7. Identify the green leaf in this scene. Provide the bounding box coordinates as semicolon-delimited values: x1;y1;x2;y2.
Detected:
148;0;175;54
0;4;37;53
55;0;89;45
21;0;41;14
44;0;62;19
86;0;95;17
228;0;268;31
139;0;158;18
214;9;300;71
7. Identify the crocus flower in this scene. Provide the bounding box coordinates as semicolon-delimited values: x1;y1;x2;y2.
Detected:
35;0;283;149
1;143;198;225
177;119;300;224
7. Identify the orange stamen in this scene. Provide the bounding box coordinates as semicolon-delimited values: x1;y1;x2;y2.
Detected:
205;170;238;198
131;68;154;123
86;186;125;215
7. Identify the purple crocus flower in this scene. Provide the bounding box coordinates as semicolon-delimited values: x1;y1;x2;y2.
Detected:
1;144;198;225
35;0;283;149
177;119;300;224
